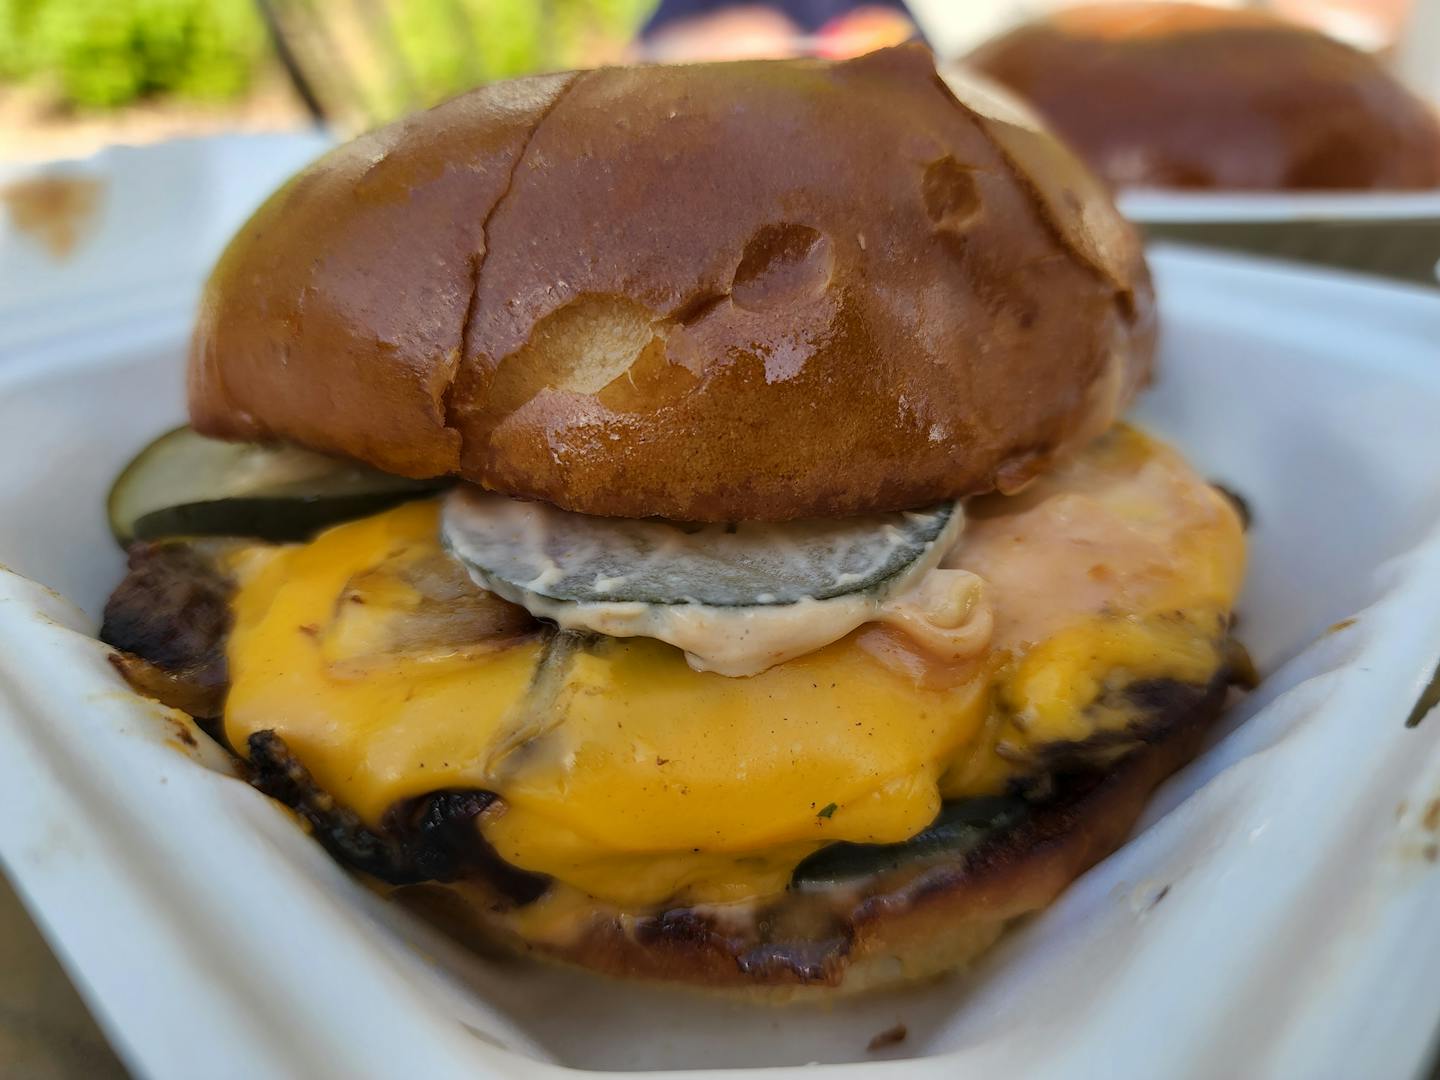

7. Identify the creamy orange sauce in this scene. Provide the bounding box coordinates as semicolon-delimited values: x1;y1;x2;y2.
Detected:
956;426;1242;651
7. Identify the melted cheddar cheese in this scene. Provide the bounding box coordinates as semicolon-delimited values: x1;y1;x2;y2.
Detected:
224;426;1245;909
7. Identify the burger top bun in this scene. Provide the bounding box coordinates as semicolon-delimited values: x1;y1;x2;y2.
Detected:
189;45;1151;522
968;2;1440;192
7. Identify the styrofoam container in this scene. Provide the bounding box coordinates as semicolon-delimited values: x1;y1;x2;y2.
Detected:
1118;190;1440;288
2;138;1440;1079
0;132;333;353
1118;189;1440;224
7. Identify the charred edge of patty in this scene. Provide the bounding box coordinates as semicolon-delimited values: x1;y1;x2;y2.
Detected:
97;540;549;902
100;542;233;725
1210;482;1253;530
1008;668;1236;792
245;730;549;902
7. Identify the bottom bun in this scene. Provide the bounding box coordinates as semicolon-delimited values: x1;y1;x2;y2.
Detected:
391;672;1231;998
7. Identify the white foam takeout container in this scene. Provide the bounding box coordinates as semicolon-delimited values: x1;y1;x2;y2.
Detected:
1117;189;1440;289
2;136;1440;1079
1118;189;1440;225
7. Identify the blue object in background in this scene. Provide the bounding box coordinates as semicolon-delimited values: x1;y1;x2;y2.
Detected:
642;0;915;37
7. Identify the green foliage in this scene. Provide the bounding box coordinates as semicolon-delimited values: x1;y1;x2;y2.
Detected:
0;0;262;108
0;0;45;80
384;0;652;116
0;0;652;113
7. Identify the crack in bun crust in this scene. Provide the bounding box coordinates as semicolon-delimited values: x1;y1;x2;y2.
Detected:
189;45;1152;521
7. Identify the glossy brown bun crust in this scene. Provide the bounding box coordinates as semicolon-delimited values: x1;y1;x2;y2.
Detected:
968;3;1440;192
190;46;1151;522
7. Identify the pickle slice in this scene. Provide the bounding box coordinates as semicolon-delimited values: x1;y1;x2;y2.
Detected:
108;426;446;545
789;796;1030;888
441;487;960;608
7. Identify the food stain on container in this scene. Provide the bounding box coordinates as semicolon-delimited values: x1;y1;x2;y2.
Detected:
2;174;104;258
1392;796;1440;865
866;1021;908;1052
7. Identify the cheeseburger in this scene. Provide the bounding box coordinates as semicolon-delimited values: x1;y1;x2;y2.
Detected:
966;2;1440;192
100;45;1249;996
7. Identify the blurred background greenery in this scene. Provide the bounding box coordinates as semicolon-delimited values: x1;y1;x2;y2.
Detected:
275;0;653;124
0;0;658;159
1;0;262;108
0;0;650;121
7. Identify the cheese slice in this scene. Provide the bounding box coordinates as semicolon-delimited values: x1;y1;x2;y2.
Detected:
223;425;1245;909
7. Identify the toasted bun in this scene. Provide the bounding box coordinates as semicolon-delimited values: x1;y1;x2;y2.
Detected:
397;672;1227;997
189;46;1151;522
967;3;1440;191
